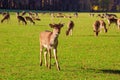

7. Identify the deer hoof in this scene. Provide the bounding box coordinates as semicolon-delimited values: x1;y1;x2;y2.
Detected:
40;63;42;66
57;66;60;71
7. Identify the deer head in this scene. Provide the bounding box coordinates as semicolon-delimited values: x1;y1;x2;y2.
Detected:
49;23;64;34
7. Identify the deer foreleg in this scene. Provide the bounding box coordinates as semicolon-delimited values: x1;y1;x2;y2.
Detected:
40;46;43;66
70;29;73;36
53;49;60;71
44;50;48;67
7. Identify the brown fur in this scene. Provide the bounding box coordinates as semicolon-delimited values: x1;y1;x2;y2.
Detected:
25;16;35;24
66;20;74;36
93;20;107;36
107;17;117;26
1;13;10;23
16;12;27;25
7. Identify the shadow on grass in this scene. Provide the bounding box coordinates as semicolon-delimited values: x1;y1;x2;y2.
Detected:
83;68;120;74
100;35;120;37
79;34;120;37
34;24;47;27
100;69;120;74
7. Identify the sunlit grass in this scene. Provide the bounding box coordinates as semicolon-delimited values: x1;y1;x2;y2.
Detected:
0;12;120;80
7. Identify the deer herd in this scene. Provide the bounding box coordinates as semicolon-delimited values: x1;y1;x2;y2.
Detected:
1;11;120;70
0;11;40;25
92;13;120;36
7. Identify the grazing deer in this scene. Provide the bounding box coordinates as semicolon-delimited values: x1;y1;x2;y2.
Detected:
74;12;78;18
39;23;64;71
106;16;117;26
89;13;95;17
29;15;41;21
1;12;10;23
16;12;27;25
105;13;117;18
97;14;105;18
93;20;107;36
25;16;35;25
66;20;74;36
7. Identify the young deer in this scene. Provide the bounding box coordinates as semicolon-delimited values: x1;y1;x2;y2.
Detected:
93;20;107;36
39;23;64;71
16;12;27;25
66;20;74;36
1;12;10;23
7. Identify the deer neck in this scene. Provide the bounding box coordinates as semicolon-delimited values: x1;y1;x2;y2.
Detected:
50;31;59;46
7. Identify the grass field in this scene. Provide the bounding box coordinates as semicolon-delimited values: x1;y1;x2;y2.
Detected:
0;12;120;80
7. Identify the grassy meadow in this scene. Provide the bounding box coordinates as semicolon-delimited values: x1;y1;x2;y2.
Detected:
0;12;120;80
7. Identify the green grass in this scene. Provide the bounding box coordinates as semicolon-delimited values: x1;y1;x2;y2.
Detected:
0;12;120;80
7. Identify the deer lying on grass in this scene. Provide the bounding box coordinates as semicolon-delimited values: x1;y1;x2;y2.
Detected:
29;12;41;21
66;20;74;36
16;12;27;25
93;20;107;36
25;16;35;25
39;23;64;71
1;12;10;23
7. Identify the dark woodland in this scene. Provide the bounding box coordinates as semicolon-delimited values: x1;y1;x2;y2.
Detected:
0;0;120;12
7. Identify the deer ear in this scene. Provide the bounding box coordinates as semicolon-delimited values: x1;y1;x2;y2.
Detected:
49;24;54;28
60;23;64;27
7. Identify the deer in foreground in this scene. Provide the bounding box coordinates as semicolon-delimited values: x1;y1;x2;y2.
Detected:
1;12;10;23
93;20;107;36
66;20;74;36
16;12;27;25
25;16;35;25
39;23;64;71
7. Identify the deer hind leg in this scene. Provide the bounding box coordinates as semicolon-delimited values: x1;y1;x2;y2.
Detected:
44;49;48;67
40;45;43;66
101;25;107;33
118;24;120;29
70;29;73;36
18;20;20;24
118;25;120;29
48;49;51;69
53;49;60;71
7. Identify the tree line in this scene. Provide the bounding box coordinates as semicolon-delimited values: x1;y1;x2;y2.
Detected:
0;0;120;12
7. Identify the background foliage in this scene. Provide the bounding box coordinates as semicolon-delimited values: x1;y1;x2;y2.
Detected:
0;0;120;11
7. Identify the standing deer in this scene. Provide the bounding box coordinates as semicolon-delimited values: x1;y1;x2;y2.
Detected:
1;12;10;23
93;20;107;36
39;23;64;71
16;12;27;25
66;20;74;36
